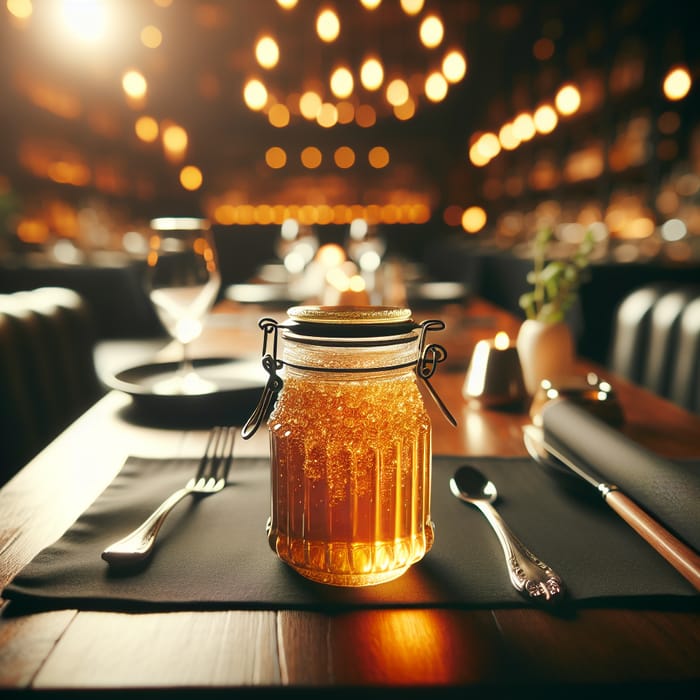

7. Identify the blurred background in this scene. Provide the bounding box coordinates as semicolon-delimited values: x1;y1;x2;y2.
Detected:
1;0;698;358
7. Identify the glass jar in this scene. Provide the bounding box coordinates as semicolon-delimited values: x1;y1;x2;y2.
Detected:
243;306;453;587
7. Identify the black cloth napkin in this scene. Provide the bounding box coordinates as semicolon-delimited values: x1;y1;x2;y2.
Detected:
3;454;698;613
542;400;700;552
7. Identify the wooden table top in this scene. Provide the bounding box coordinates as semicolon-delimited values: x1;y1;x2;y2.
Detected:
1;298;699;696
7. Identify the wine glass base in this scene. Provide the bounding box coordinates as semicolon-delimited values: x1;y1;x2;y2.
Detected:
152;369;218;396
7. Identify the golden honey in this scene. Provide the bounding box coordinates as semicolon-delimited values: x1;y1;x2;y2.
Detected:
259;307;437;587
267;370;433;586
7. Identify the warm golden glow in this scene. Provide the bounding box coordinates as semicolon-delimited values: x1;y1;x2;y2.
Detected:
17;218;50;244
316;243;346;267
360;0;381;8
330;67;354;98
214;204;236;225
386;79;409;106
461;206;487;233
349;274;366;292
255;36;279;69
45;159;89;186
265;146;287;168
179;165;202;191
268;103;290;127
317;102;338;127
564;145;604;182
400;0;424;15
140;25;162;49
326;266;349;291
368;146;389;168
299;90;322;119
316;8;340;42
494;331;510;350
442;50;467;82
498;123;520;150
360;58;384;91
301;146;322;168
59;0;109;43
135;115;159;142
419;15;444;48
122;70;147;99
512;112;536;141
468;141;489;167
477;132;500;159
555;84;581;115
162;123;188;158
334;146;355;168
618;216;656;239
393;97;415;120
276;0;298;8
209;204;430;227
425;72;448;102
533;104;558;133
7;0;33;19
243;79;268;111
663;66;692;101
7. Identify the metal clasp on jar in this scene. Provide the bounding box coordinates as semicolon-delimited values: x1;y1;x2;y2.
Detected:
416;319;456;427
241;317;284;439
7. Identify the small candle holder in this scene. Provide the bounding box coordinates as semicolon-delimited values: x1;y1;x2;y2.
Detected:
463;332;527;408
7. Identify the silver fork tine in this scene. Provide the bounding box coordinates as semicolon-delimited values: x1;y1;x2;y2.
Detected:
216;426;236;483
197;426;222;481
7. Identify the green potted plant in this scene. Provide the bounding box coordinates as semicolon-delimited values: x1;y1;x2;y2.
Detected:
516;227;595;394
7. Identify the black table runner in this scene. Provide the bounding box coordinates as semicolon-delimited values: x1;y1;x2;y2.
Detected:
4;453;698;613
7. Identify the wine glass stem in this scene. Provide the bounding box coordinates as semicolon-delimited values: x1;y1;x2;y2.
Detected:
180;342;194;377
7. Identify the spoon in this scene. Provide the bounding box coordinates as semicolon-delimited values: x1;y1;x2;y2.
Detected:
449;465;565;603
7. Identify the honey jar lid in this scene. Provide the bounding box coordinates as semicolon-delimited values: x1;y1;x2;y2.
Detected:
284;305;418;337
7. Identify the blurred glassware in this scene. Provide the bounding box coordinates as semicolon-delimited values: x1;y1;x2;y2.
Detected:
276;219;319;275
345;218;386;303
146;217;221;395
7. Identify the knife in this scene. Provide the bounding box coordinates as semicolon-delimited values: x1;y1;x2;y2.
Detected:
523;424;700;592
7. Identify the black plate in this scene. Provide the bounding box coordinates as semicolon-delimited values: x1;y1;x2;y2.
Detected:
106;357;267;426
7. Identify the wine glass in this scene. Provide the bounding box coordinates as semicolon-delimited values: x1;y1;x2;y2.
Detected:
146;217;221;395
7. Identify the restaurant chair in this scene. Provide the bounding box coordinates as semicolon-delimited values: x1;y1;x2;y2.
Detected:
608;283;700;413
0;287;104;484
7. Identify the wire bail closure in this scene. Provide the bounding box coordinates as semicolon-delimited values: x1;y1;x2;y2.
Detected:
241;318;283;439
416;319;457;427
241;315;456;439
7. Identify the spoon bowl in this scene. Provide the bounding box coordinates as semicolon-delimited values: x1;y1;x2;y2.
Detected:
450;466;499;504
450;464;565;603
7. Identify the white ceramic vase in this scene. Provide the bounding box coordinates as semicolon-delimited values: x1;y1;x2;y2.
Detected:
516;319;575;396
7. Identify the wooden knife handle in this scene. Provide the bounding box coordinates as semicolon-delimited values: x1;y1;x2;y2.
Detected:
605;490;700;591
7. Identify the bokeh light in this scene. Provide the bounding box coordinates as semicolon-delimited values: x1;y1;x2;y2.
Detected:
663;67;692;101
419;15;444;48
316;8;340;42
555;84;581;115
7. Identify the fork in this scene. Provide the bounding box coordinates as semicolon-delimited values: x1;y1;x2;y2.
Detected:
101;426;236;565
